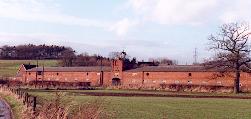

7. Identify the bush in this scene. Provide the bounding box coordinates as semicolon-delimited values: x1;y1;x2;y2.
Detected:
22;92;108;119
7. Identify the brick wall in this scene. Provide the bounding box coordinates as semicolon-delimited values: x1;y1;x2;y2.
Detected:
24;71;112;86
16;61;251;90
122;71;251;88
20;69;251;88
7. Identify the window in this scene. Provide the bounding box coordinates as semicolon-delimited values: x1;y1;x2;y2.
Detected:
217;81;222;85
115;73;119;76
202;81;208;84
56;73;59;75
86;72;89;75
29;73;31;75
37;71;42;75
175;80;180;84
188;73;192;77
132;73;137;76
146;73;150;76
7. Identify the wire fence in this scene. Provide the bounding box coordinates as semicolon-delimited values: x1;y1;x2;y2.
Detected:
0;85;37;112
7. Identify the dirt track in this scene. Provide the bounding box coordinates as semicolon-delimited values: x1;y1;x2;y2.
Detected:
77;92;251;99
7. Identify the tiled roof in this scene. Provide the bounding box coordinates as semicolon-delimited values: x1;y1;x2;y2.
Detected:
27;66;111;72
125;65;225;72
23;64;37;70
26;65;227;72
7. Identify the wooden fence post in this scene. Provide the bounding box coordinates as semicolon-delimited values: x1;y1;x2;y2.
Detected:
33;96;37;111
1;87;38;112
24;93;28;105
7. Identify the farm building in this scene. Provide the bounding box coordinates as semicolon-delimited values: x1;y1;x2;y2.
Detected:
15;53;251;91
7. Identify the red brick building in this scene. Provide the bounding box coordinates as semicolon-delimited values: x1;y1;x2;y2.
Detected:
16;56;251;91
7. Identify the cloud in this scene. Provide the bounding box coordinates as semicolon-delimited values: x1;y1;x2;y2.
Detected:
0;0;141;37
2;0;251;38
0;32;67;45
109;18;139;36
127;0;218;25
126;0;251;26
0;0;109;28
0;0;140;36
219;0;251;23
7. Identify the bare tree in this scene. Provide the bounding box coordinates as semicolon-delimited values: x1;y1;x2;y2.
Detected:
108;52;121;59
208;22;251;93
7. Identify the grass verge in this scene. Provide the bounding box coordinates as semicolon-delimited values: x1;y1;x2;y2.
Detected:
0;93;23;119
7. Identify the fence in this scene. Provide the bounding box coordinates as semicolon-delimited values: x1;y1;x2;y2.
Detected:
0;85;37;112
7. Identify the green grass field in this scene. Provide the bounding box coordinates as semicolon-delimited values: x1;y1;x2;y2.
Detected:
0;60;59;77
27;89;251;119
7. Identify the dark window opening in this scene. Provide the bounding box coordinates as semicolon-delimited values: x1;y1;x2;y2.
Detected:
112;78;121;86
87;72;89;75
29;73;31;75
37;71;42;75
146;73;150;76
57;73;59;75
188;73;192;76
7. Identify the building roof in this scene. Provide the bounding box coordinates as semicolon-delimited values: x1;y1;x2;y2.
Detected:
125;65;225;72
27;66;111;72
25;65;228;72
137;61;157;67
23;64;37;70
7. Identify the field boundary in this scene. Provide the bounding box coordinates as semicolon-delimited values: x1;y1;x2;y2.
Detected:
0;86;37;112
74;91;251;99
27;89;251;99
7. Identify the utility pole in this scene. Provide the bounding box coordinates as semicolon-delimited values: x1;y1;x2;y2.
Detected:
193;48;198;64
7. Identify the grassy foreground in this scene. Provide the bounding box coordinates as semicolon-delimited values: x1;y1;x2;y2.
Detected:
0;60;59;77
27;90;251;119
0;93;23;119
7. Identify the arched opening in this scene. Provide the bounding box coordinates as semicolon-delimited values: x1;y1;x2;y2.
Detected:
112;78;121;86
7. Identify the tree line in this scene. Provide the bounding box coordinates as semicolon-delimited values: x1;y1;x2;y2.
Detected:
0;44;143;67
0;44;111;66
0;44;176;68
0;44;72;60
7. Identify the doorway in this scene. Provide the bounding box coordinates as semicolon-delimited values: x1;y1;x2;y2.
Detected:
112;78;121;86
